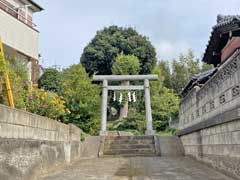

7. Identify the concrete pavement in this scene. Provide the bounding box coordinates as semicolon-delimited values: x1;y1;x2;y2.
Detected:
39;157;234;180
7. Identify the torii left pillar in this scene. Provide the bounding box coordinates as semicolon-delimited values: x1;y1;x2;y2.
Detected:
100;79;108;136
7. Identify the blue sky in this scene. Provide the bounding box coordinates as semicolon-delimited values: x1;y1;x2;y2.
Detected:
34;0;240;68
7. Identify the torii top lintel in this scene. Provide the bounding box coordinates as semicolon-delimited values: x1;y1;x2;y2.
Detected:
93;75;158;82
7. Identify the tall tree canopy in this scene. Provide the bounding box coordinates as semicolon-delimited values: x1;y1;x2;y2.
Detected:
158;60;171;89
159;50;213;95
81;26;157;75
150;66;179;131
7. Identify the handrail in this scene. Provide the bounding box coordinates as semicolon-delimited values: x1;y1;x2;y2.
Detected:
0;0;37;30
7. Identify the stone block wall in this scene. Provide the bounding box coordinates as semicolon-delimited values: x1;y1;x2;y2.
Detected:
0;104;82;180
178;50;240;179
181;120;240;179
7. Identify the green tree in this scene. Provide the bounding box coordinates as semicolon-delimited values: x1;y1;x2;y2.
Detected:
171;49;202;94
112;53;140;75
171;59;187;94
201;63;213;72
158;60;171;89
151;66;179;131
183;50;201;77
38;68;62;93
60;64;101;135
81;26;157;75
111;53;140;118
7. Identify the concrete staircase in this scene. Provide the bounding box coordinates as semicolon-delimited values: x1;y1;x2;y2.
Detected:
102;136;157;157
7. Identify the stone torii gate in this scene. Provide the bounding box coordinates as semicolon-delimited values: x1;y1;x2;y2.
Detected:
93;75;158;136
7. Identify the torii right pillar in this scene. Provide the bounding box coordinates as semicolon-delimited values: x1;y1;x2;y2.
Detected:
144;79;155;135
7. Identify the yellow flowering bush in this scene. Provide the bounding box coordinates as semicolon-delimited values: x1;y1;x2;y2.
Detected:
27;88;69;121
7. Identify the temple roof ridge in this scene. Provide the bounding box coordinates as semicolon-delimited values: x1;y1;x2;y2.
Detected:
214;14;240;29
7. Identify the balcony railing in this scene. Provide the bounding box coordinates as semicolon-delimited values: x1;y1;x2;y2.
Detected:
0;0;37;30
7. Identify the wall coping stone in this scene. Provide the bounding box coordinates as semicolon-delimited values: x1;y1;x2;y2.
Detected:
177;105;240;136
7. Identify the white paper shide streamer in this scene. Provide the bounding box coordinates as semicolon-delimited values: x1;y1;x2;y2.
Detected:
113;91;116;101
132;92;136;102
128;92;132;102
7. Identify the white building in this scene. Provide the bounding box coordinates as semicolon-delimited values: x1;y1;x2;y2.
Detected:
0;0;43;82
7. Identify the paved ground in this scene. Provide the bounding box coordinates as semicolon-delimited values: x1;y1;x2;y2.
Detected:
39;157;234;180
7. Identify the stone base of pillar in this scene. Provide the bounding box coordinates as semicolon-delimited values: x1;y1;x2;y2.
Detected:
145;130;155;136
100;130;107;136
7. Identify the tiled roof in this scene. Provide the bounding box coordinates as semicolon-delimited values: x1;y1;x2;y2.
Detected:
202;15;240;65
181;68;217;97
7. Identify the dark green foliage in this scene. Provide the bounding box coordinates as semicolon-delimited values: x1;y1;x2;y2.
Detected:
151;66;179;131
81;26;157;75
108;112;146;135
60;64;101;135
38;68;62;93
165;127;177;135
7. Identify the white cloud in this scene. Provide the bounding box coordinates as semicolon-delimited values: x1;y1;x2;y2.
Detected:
156;41;191;61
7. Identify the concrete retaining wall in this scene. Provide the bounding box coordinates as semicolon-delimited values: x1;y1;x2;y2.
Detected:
0;104;82;180
156;136;185;157
81;136;101;159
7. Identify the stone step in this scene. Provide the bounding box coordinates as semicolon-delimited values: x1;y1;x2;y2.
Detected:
104;144;155;150
104;139;154;145
104;148;156;155
102;135;157;157
102;153;157;157
105;136;154;141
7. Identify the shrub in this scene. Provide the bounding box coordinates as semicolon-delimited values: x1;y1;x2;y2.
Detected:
108;112;145;134
0;59;29;109
60;64;101;135
26;88;69;121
